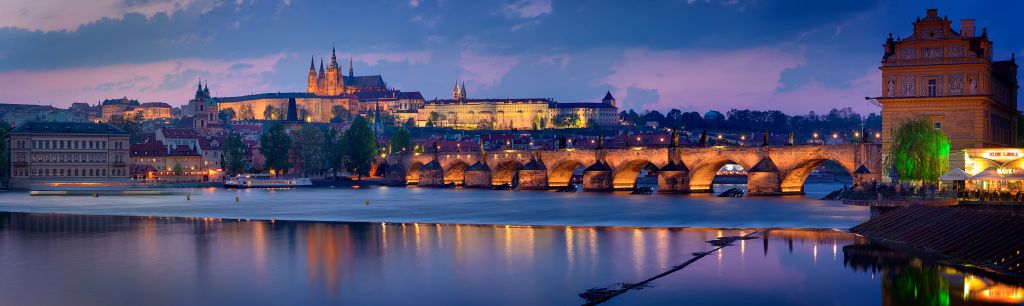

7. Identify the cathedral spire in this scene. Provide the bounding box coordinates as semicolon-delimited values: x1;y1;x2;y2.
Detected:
461;81;467;99
309;55;315;70
319;58;325;78
349;56;354;78
330;45;338;68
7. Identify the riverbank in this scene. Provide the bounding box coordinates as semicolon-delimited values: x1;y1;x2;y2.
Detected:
0;182;868;229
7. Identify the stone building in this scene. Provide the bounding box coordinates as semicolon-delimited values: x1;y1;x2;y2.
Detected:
212;47;420;123
7;122;130;189
413;84;619;130
877;9;1019;169
129;140;207;181
185;81;219;130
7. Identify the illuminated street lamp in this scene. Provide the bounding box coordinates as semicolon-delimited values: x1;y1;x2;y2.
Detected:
832;133;838;139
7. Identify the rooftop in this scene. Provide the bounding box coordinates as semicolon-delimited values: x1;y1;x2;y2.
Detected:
10;121;127;135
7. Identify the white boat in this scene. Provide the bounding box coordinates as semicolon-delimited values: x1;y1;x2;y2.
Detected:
224;174;313;188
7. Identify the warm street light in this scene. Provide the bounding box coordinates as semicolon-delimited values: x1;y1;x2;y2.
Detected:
813;133;819;138
832;133;838;139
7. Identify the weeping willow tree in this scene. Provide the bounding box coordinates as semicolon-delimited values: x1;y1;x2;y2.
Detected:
884;117;950;182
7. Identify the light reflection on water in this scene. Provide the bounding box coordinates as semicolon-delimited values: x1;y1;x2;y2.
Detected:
0;213;1020;306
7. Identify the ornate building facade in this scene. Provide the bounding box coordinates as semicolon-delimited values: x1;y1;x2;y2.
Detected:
412;83;619;130
8;122;130;189
213;47;422;124
878;9;1019;169
307;47;388;96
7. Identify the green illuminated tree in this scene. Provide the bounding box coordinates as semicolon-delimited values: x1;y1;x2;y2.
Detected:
884;117;950;182
259;122;291;173
341;116;378;180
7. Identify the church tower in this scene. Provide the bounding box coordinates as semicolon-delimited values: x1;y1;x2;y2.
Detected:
452;80;465;100
602;91;616;107
307;56;318;93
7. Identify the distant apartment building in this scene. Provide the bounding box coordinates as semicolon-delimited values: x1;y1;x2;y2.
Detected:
7;122;130;189
129;140;207;181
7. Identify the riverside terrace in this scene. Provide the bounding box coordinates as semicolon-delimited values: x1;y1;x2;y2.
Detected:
382;141;882;196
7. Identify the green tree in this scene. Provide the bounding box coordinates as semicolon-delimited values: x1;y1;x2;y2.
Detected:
342;116;378;179
172;163;184;175
263;105;278;120
330;105;351;123
322;127;345;176
404;117;416;128
390;127;411;154
239;104;255;120
296;125;325;176
884;117;950;182
218;108;236;121
553;113;579;128
222;133;247;175
108;111;145;143
426;111;440;127
259;122;292;173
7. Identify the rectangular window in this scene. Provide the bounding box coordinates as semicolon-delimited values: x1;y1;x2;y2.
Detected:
927;79;937;97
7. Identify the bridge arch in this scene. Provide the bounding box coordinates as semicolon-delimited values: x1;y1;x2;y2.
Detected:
688;158;747;193
491;160;522;186
548;159;584;188
779;158;855;194
443;160;471;186
406;162;425;185
612;159;657;190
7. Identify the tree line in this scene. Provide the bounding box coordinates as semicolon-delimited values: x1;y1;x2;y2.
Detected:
619;107;882;134
222;116;380;179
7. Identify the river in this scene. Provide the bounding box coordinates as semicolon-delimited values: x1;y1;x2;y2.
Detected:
0;183;1021;305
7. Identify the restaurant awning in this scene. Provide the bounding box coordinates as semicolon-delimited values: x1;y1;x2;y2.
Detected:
971;168;1004;181
939;168;970;181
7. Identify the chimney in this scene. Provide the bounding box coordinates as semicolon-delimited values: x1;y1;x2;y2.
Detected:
960;19;976;37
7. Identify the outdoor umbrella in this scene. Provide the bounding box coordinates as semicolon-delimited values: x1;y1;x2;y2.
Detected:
971;168;1004;181
939;168;969;181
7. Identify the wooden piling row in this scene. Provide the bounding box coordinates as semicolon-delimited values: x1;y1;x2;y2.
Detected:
850;205;1024;275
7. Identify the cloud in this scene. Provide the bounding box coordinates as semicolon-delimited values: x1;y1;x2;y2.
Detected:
504;0;552;18
0;54;286;107
458;50;520;89
0;0;202;32
600;47;881;113
354;51;432;66
536;54;570;70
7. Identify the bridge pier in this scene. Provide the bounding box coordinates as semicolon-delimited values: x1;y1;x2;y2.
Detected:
464;162;492;188
518;157;548;190
418;160;445;187
582;161;613;191
747;156;782;196
656;161;690;194
384;164;407;186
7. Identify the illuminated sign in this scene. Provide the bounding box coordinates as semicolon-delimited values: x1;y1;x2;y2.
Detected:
971;149;1024;163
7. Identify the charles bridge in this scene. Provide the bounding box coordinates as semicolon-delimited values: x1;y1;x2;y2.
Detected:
382;138;882;196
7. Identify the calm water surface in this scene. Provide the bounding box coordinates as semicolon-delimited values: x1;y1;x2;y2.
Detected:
1;213;1021;306
0;183;867;228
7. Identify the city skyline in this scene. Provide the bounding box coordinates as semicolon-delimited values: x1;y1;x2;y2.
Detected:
0;0;1021;114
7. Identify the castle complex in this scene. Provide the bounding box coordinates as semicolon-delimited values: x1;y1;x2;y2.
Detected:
406;81;619;129
877;9;1019;169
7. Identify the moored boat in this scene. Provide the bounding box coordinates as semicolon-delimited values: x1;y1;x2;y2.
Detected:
224;174;313;188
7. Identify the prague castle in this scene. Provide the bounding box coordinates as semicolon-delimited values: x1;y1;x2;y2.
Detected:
208;47;423;124
877;9;1019;168
407;81;619;130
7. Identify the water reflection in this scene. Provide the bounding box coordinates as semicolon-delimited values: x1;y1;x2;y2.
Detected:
0;212;1020;306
